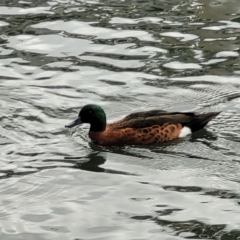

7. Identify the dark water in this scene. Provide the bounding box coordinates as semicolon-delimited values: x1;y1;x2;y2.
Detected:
1;0;240;239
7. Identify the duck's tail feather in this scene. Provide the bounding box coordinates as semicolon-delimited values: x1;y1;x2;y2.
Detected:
186;111;221;133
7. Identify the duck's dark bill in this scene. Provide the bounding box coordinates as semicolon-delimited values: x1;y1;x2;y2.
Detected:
65;117;82;128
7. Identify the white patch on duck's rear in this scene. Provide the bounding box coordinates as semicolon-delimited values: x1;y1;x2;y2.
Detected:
179;126;192;138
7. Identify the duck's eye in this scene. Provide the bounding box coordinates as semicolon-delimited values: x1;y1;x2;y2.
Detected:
89;110;92;114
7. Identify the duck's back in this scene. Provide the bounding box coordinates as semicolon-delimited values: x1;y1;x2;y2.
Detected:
108;110;197;130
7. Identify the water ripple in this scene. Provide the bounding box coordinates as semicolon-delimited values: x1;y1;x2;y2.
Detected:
0;0;240;239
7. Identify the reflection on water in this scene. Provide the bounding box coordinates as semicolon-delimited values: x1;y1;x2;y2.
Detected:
1;0;240;239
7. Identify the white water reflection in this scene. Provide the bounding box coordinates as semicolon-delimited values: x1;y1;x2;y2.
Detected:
0;0;240;239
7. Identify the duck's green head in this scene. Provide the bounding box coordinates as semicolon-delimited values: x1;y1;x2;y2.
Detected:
65;104;107;132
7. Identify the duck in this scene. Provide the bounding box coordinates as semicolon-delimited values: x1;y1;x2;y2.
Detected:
65;104;220;146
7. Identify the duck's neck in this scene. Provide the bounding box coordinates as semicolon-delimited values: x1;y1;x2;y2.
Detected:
89;121;106;132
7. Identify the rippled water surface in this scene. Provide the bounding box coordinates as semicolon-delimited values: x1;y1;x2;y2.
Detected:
1;0;240;239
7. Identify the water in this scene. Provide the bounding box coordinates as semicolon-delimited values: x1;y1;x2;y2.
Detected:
1;0;240;239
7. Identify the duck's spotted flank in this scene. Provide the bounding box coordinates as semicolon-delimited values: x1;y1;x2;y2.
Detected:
65;104;220;146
